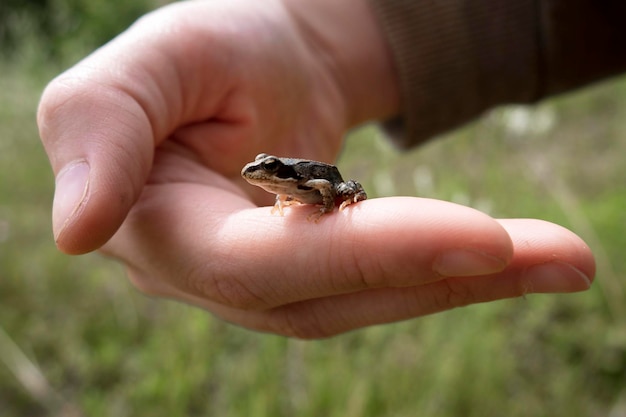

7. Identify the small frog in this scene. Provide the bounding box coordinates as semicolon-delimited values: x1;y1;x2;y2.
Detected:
241;153;367;220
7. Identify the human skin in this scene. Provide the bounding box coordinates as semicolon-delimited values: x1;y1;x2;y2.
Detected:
37;0;595;338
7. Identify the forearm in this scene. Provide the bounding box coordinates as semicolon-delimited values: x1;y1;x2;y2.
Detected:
283;0;400;127
368;0;626;147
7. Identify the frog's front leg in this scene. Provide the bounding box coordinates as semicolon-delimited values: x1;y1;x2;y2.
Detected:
301;179;335;221
271;194;301;216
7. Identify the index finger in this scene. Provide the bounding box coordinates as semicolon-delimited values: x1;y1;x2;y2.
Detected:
105;192;516;310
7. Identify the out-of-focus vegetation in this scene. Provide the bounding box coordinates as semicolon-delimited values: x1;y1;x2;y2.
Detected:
0;0;162;65
1;1;626;416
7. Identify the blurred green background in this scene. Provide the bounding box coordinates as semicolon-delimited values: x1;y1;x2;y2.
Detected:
1;1;626;416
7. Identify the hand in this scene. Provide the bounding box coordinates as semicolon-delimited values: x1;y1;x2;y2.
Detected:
37;0;594;338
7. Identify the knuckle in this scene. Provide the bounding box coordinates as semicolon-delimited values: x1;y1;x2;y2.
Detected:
185;271;267;311
121;256;271;311
38;75;84;126
269;304;336;340
335;241;387;291
434;278;478;310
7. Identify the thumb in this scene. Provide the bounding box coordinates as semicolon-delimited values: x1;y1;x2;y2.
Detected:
37;48;159;254
36;7;202;254
38;78;154;254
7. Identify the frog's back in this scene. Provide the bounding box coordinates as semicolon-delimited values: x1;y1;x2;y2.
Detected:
293;160;343;182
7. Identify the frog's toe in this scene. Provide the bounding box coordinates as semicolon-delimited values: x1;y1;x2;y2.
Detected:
306;208;326;223
270;203;284;216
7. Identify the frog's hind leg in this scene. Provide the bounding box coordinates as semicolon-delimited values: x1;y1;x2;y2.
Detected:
337;180;367;211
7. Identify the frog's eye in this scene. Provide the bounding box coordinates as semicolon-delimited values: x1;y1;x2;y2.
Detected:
255;153;269;161
261;158;280;172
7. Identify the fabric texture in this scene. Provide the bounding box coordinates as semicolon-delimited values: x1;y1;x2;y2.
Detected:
367;0;626;147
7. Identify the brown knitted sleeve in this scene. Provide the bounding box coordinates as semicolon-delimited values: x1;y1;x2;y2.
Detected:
367;0;626;148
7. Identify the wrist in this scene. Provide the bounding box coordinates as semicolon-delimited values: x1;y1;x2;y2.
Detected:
282;0;400;126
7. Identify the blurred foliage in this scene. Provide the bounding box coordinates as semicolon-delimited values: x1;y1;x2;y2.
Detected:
0;0;163;66
2;0;626;416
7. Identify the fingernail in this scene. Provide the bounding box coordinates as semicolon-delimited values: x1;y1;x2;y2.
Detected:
523;261;592;293
53;161;90;240
433;249;507;277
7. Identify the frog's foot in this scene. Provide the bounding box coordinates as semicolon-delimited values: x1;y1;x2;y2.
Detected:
337;180;367;211
338;195;365;211
306;209;325;223
271;195;301;216
306;206;334;223
338;200;352;211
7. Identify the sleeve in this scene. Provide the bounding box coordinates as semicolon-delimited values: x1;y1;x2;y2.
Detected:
367;0;626;148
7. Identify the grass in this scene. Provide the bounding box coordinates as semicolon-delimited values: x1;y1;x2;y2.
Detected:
2;21;626;417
